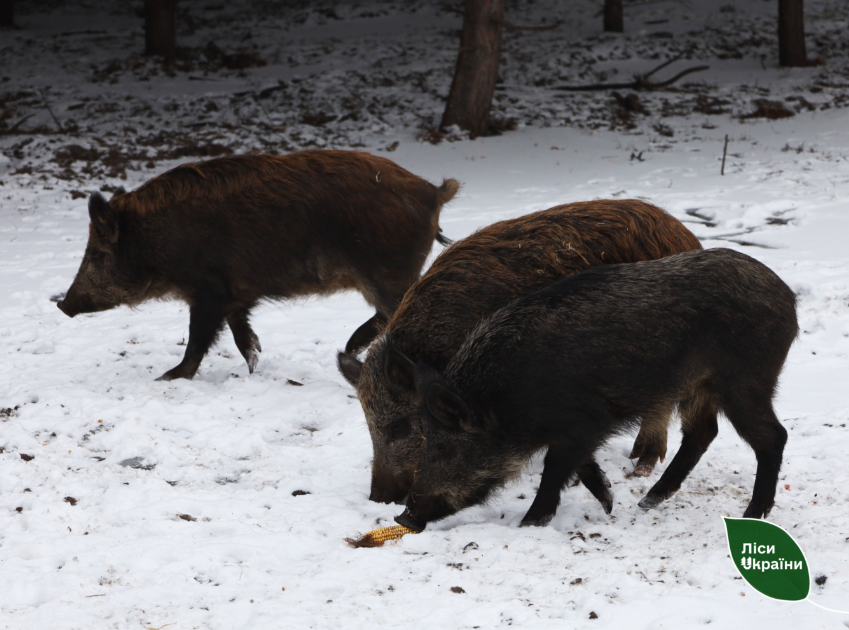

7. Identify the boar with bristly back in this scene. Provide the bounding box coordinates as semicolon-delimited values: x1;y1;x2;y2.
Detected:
57;150;458;380
383;248;798;531
338;200;702;505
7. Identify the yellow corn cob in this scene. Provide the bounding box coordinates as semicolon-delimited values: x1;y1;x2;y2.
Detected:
346;524;419;548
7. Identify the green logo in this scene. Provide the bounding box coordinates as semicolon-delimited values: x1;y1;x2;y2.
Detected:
723;517;809;601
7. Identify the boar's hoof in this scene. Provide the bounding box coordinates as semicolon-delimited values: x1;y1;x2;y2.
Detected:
246;349;259;374
742;500;773;520
632;462;656;477
236;335;261;374
245;333;262;356
519;512;554;528
155;366;196;381
637;493;666;510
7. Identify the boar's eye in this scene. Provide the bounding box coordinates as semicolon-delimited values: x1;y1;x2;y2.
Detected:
386;419;411;442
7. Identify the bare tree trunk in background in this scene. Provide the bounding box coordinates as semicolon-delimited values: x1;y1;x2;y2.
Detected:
778;0;807;67
144;0;177;60
0;0;14;28
441;0;505;138
603;0;623;33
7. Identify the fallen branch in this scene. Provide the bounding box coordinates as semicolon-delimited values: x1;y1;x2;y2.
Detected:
554;54;708;91
0;126;59;137
5;113;35;132
53;29;108;37
500;19;562;32
39;89;64;133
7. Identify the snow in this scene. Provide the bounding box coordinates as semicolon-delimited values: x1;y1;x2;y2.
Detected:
2;1;849;628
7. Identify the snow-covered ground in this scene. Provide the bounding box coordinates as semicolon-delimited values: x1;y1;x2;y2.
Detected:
2;1;849;629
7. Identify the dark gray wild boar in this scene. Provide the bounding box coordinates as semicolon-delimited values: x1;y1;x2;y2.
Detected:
338;200;702;505
379;248;798;531
57;150;458;380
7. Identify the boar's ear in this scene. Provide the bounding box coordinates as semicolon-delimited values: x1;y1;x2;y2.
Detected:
89;192;119;244
111;186;126;198
425;383;480;433
384;344;417;397
337;351;363;387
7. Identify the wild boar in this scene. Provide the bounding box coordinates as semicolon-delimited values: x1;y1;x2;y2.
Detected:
383;248;798;531
57;150;459;380
338;200;702;504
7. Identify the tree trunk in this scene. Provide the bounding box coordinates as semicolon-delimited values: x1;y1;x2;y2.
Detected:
778;0;807;67
144;0;177;60
0;0;14;28
441;0;505;138
603;0;623;33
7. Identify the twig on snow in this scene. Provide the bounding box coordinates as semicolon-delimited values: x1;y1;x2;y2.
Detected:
5;113;35;132
554;53;708;91
53;29;108;37
499;19;563;32
39;90;64;133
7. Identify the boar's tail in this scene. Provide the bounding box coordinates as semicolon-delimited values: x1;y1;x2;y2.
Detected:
434;178;460;247
436;178;461;208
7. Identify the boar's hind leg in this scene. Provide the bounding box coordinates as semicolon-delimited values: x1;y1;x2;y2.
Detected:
156;297;227;381
226;306;262;373
629;409;671;476
639;388;718;510
520;447;612;527
576;458;614;515
723;394;787;519
345;311;389;355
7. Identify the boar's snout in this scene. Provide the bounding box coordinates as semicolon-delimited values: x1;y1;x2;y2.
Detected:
394;508;426;532
56;298;81;317
397;493;453;530
56;299;73;317
56;287;108;317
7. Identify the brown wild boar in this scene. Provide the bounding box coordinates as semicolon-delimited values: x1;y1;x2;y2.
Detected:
387;249;798;530
57;150;459;380
338;200;702;504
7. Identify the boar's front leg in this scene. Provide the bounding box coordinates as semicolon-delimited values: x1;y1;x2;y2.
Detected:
226;306;261;374
156;295;227;381
521;451;613;527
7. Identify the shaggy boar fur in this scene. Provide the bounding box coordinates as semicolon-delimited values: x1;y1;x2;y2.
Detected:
338;200;702;504
57;150;458;380
383;248;798;531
